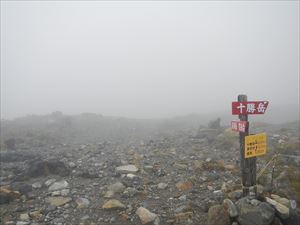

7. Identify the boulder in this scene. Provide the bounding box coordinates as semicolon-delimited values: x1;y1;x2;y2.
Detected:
25;160;70;178
207;204;230;225
280;209;300;225
236;197;275;225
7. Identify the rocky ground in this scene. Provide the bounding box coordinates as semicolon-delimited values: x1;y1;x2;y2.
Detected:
0;114;299;225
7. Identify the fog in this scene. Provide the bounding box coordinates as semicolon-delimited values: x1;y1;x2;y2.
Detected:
1;1;299;121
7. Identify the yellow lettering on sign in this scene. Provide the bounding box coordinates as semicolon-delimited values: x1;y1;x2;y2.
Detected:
244;133;267;158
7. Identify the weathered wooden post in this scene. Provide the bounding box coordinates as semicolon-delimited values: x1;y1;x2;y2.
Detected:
232;95;269;197
238;94;256;197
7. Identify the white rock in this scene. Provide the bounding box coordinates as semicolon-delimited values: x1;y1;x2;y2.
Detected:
266;197;289;219
45;178;56;187
51;191;61;196
68;162;76;168
127;173;137;179
116;165;139;173
48;180;69;191
32;182;42;189
60;189;70;196
104;190;114;198
178;195;187;201
157;183;168;190
136;207;159;224
16;222;30;225
19;213;29;221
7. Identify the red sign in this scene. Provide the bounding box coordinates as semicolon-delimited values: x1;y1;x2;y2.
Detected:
232;101;269;115
231;121;248;132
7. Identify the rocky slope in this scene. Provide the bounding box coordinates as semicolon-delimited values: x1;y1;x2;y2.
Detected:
1;115;299;225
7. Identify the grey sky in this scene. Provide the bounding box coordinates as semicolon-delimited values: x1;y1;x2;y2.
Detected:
1;1;299;119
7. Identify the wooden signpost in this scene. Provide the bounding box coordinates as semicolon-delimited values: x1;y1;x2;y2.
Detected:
231;95;269;197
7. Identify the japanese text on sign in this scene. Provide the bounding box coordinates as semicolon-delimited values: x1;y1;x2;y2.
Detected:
244;133;267;158
231;121;248;133
232;101;269;115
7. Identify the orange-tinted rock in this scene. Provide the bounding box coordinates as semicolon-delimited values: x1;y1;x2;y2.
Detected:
176;181;193;192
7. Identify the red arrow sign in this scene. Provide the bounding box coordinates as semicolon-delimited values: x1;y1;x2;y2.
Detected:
232;101;269;115
231;121;248;132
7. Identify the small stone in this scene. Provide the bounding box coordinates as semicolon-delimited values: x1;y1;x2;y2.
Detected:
116;165;139;173
104;190;114;198
221;182;229;193
206;158;212;162
46;197;72;207
45;179;56;187
157;183;168;190
16;222;30;225
123;187;137;198
80;215;89;221
224;164;236;170
68;162;76;168
174;205;193;213
176;181;193;192
102;199;126;209
0;187;21;204
107;182;126;193
270;194;290;207
120;213;130;221
60;189;70;196
32;182;42;189
76;197;90;208
178;195;187;201
250;199;260;206
29;211;43;220
290;200;297;209
175;212;193;222
51;191;61;196
48;180;69;191
213;190;223;195
136;207;158;224
227;190;242;200
19;213;29;221
207;185;214;191
126;174;137;179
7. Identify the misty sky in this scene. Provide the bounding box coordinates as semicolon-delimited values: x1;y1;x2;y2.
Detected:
1;1;299;119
